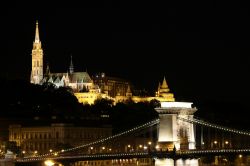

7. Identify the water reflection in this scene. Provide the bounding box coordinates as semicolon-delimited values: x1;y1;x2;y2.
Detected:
155;159;198;166
154;155;250;165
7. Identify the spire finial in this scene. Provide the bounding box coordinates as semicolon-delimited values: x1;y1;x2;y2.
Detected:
45;63;50;76
35;20;40;43
69;54;74;74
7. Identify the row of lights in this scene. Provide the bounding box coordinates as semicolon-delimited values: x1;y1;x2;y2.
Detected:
213;140;229;145
18;152;149;162
179;149;250;154
20;119;160;161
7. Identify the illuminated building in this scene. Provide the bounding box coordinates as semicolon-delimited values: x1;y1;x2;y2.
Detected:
30;21;96;93
93;73;131;98
9;123;112;154
30;21;174;104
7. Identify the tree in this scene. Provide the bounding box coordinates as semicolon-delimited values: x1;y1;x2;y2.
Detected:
149;99;161;108
4;141;20;155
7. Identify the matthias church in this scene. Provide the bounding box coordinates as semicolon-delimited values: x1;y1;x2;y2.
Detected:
30;21;175;104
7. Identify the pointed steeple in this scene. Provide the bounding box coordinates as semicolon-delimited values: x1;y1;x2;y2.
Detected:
35;20;40;43
156;76;175;101
126;85;132;97
69;55;74;74
45;63;50;76
161;76;168;89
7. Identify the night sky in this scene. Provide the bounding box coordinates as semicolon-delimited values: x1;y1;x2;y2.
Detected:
4;1;250;110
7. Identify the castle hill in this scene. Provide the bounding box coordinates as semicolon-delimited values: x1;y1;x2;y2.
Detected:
3;4;250;166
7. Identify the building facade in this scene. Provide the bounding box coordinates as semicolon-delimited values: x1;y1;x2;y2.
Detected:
9;123;112;155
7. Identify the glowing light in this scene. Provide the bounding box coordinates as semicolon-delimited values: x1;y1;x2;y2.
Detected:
22;150;26;154
34;150;38;154
102;147;105;150
214;141;218;144
90;147;93;150
155;145;160;149
44;160;55;166
127;145;131;148
225;141;229;145
139;145;142;148
49;149;53;152
161;102;193;108
148;141;152;145
239;154;242;158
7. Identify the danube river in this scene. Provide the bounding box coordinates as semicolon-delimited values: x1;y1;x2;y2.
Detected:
155;156;250;166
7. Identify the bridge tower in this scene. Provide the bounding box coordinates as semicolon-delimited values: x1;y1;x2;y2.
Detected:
155;102;197;151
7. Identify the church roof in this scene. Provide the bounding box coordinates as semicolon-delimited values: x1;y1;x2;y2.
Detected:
69;72;92;83
42;72;93;84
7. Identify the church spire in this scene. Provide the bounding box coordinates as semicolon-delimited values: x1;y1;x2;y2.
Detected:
161;76;168;89
35;20;40;43
45;63;50;76
31;20;43;84
126;85;132;97
69;55;74;74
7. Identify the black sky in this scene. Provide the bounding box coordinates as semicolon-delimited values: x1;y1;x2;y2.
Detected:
4;1;250;107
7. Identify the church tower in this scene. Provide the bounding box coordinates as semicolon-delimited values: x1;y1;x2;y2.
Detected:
30;21;43;84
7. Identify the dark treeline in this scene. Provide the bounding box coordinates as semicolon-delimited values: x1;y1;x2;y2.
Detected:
0;78;249;135
0;78;158;135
